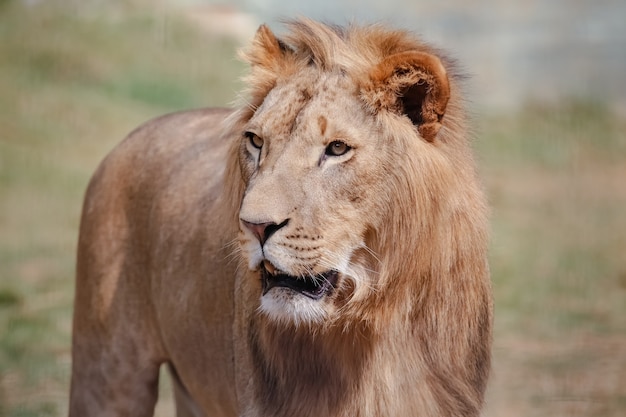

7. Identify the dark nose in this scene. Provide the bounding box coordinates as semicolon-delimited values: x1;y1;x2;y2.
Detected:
242;219;289;246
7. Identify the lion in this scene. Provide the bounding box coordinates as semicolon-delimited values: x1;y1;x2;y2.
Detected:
69;19;492;417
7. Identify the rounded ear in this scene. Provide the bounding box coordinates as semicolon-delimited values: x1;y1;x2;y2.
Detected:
364;51;450;142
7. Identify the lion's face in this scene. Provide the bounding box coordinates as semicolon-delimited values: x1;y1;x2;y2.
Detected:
236;23;452;326
238;71;388;325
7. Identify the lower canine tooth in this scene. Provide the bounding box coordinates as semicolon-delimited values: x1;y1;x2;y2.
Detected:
263;260;276;275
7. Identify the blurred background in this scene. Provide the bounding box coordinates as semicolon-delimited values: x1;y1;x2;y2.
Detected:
0;0;624;416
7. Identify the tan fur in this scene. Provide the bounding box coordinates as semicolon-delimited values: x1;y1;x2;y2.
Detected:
69;19;492;417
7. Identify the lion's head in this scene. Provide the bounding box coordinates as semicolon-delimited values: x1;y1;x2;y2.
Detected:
236;20;487;329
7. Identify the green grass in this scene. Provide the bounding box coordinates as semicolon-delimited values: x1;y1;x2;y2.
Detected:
1;1;625;416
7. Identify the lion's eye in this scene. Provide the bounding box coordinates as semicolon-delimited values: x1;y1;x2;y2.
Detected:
325;140;351;157
246;132;264;150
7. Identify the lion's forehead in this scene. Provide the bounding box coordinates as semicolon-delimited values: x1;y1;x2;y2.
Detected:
253;72;361;140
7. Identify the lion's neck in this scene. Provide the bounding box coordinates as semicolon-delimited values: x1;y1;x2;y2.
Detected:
248;316;431;417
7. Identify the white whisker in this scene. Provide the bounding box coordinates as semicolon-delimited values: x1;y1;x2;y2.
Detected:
222;238;243;266
360;242;382;265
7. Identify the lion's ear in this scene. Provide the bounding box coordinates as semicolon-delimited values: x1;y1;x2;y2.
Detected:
240;25;294;111
244;24;292;70
364;51;450;142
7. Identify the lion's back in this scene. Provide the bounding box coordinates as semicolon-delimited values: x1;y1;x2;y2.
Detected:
79;107;237;272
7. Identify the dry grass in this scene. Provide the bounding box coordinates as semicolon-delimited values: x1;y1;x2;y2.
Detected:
0;1;624;416
478;103;626;416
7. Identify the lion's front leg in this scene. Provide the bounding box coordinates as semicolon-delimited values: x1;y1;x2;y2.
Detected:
69;341;161;417
69;159;171;416
68;280;165;417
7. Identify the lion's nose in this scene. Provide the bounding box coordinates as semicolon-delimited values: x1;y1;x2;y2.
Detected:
242;219;289;246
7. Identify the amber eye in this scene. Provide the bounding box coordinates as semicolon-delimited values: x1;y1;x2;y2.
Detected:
325;140;351;157
246;132;263;149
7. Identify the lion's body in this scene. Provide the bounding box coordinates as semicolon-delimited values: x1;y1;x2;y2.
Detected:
69;20;492;417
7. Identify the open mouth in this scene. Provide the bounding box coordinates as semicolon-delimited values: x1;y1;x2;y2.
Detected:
260;263;339;300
